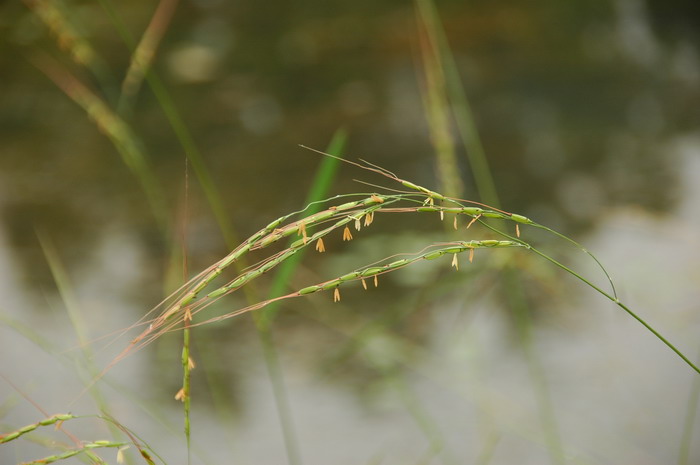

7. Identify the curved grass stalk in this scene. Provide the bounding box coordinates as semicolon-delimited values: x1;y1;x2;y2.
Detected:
103;171;700;383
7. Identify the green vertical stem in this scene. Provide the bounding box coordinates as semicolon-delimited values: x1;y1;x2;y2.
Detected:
249;130;347;465
388;370;459;465
502;267;565;465
256;327;302;465
182;321;192;465
36;231;136;465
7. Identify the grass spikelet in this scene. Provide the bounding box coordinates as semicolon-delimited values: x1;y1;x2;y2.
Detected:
342;225;353;241
333;287;341;302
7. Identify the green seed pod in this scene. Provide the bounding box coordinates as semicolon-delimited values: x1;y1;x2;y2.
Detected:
481;211;507;219
388;259;409;268
258;233;282;248
1;431;20;443
307;210;336;223
299;285;321;295
339;271;361;282
228;275;247;289
18;424;36;434
265;217;284;232
290;238;306;249
442;247;464;254
321;280;341;290
38;414;73;426
336;201;361;211
91;440;113;446
423;250;446;260
510;213;533;224
207;287;227;299
361;267;385;277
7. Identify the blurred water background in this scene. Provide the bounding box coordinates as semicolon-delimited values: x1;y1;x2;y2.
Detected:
1;0;700;464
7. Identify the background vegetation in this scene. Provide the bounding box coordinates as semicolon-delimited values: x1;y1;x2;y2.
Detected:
1;0;699;464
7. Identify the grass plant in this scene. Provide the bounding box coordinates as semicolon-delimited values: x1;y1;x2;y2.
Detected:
4;1;699;464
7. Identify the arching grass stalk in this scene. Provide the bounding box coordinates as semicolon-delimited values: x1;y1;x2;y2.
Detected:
104;169;699;380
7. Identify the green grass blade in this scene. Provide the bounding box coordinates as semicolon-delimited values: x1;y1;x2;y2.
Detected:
415;0;499;207
257;128;347;328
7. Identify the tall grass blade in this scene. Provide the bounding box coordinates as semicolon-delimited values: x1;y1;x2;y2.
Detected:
118;0;179;114
415;10;463;200
257;128;348;328
415;0;499;207
31;56;169;233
